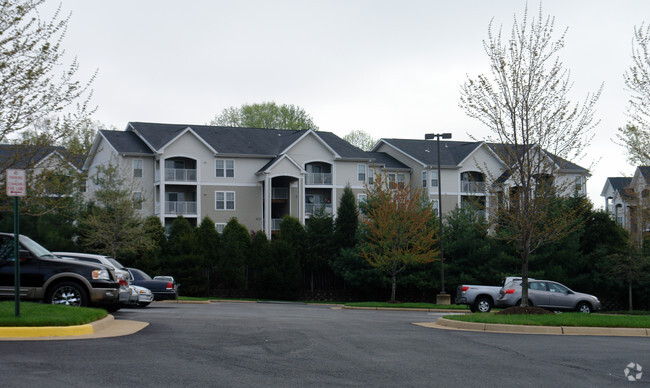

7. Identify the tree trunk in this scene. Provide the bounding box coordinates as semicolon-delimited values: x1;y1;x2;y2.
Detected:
391;273;397;302
521;236;531;307
628;279;634;311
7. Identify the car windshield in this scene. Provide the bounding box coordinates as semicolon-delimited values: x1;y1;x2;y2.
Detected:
107;258;126;269
130;268;152;281
20;235;55;258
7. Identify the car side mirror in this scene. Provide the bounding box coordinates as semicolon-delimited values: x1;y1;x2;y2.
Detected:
19;249;33;262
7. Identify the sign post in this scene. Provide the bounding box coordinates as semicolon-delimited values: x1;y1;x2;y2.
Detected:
7;169;26;317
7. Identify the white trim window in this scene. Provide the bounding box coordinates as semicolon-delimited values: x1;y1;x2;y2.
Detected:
215;191;235;210
432;198;439;215
431;170;439;187
133;159;143;178
357;164;366;182
422;171;427;188
357;193;367;204
215;223;226;234
368;168;374;185
133;191;142;210
216;159;235;178
388;173;396;189
574;176;584;192
397;173;405;189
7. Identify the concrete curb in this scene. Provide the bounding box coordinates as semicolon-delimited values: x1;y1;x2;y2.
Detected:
0;314;149;341
414;317;650;337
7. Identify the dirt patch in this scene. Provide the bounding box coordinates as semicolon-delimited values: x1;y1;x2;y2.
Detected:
496;306;553;315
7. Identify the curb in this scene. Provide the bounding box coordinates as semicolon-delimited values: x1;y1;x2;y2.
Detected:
0;316;112;338
416;317;650;337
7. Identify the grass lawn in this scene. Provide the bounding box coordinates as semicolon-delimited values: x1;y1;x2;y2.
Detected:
444;312;650;328
0;301;107;327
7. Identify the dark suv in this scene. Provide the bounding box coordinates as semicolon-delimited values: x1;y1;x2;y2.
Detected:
0;233;120;308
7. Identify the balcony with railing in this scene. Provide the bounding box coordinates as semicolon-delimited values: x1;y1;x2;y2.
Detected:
306;172;332;185
165;201;197;215
165;168;197;182
272;187;289;200
461;180;486;193
305;203;333;216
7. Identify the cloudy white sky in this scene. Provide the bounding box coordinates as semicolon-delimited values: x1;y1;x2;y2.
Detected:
42;0;650;206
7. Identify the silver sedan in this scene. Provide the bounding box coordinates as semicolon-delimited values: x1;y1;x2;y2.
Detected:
496;279;601;313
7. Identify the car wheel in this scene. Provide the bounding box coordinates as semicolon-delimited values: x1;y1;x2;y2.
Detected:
47;281;89;307
137;302;151;308
576;302;592;313
473;296;493;313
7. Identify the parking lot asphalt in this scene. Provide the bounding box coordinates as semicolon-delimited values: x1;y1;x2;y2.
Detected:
1;301;648;340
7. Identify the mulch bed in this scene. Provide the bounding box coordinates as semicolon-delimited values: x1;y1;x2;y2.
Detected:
496;306;553;315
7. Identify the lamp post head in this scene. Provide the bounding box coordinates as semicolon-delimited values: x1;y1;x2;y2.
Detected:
424;133;452;140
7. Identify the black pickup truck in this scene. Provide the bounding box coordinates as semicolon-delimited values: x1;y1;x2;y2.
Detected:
0;233;120;308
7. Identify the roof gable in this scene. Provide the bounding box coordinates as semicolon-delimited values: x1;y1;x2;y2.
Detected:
376;139;481;167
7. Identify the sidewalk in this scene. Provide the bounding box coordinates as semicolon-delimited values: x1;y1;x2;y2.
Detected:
415;317;650;337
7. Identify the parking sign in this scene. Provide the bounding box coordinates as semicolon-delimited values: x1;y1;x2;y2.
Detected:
6;169;26;197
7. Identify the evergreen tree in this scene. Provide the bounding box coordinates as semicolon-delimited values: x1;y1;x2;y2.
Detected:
196;217;220;291
305;209;335;292
334;185;359;252
218;218;250;290
249;230;271;294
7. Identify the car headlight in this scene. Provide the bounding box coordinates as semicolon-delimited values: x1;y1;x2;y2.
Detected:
92;269;110;280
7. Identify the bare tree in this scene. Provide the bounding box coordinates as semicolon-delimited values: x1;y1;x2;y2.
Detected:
0;0;94;144
618;24;650;165
459;4;601;307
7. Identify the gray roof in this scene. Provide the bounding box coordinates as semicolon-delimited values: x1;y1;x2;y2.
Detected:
607;177;632;192
379;139;481;167
100;130;154;155
123;122;367;157
0;144;81;170
638;166;650;183
366;152;410;169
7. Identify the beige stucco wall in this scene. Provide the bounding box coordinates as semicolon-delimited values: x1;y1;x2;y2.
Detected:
200;184;263;232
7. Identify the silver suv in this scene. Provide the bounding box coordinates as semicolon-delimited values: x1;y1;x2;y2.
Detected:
496;279;601;313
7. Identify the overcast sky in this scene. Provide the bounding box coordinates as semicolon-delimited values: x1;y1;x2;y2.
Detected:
42;0;650;206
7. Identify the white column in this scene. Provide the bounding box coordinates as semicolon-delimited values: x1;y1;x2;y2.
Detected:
264;174;272;237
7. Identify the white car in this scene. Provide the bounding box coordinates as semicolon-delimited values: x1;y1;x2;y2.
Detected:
131;285;154;307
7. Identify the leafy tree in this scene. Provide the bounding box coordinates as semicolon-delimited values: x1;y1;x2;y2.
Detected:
360;173;440;302
78;163;152;260
126;215;166;274
210;102;318;130
343;130;376;151
305;208;335;292
0;0;94;145
218;218;250;289
334;185;359;252
459;5;600;306
618;24;650;165
443;206;514;289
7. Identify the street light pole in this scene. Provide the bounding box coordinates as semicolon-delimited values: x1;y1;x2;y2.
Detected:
425;133;452;299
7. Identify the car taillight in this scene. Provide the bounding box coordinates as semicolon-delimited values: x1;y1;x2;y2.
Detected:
119;278;128;286
461;286;469;292
166;282;174;289
505;289;515;294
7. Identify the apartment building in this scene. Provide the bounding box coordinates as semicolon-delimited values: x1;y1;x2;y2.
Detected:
83;122;590;235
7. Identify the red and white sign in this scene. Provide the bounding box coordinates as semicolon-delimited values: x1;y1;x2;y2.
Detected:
6;169;26;197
